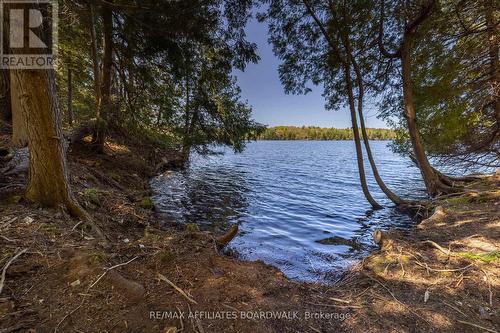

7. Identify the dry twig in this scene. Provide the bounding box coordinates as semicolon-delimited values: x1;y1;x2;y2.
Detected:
54;297;85;333
157;273;197;304
366;275;428;323
457;320;498;333
88;256;138;290
0;235;16;242
422;240;452;256
480;268;493;307
0;248;28;295
413;261;473;273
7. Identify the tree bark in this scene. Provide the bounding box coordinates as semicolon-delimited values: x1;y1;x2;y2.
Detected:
67;65;74;126
88;2;103;152
350;51;405;205
344;62;382;209
92;2;114;153
10;71;27;147
0;69;11;121
400;36;450;196
101;1;113;107
88;2;101;111
11;69;87;218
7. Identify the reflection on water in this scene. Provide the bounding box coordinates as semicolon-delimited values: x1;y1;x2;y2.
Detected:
152;167;249;231
151;141;426;283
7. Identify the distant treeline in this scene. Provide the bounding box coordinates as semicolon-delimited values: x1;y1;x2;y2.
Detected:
258;126;396;141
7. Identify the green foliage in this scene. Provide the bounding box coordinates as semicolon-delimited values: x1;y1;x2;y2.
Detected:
157;250;175;264
379;0;499;168
54;0;497;171
410;14;497;167
458;251;500;263
186;223;200;233
260;0;380;112
140;197;154;210
259;126;395;140
446;196;472;206
57;1;96;124
84;188;100;205
56;0;262;158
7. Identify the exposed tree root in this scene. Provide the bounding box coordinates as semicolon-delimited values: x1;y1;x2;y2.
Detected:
408;155;468;196
419;206;447;225
64;200;107;242
433;166;486;185
87;167;125;192
216;224;239;248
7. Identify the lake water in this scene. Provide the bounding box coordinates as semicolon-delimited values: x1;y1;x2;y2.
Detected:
151;141;426;283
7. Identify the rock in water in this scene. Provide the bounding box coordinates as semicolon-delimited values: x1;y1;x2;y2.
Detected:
315;235;362;250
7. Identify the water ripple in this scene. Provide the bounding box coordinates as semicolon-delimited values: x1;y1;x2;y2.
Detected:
151;141;426;283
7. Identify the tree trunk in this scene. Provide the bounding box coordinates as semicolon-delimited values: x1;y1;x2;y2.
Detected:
67;66;74;126
88;2;103;152
485;0;499;126
0;69;11;121
10;71;27;147
11;69;87;218
400;36;449;196
378;0;451;196
88;2;101;112
344;62;382;209
101;1;113;104
92;2;114;153
345;35;405;205
301;0;381;206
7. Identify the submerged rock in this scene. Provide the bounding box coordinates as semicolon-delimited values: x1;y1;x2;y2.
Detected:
315;235;362;250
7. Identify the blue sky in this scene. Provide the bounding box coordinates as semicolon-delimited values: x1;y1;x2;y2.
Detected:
234;17;389;129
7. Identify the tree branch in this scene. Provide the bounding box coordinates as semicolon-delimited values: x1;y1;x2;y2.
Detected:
406;0;437;34
301;0;347;66
378;0;401;59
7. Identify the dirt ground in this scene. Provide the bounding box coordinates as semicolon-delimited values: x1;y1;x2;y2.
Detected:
1;127;499;333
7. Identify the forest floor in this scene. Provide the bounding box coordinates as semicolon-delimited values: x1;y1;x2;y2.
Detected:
1;125;499;333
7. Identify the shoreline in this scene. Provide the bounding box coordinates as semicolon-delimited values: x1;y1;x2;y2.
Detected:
1;136;499;332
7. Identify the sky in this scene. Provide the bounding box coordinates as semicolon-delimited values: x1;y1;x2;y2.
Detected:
234;17;389;129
